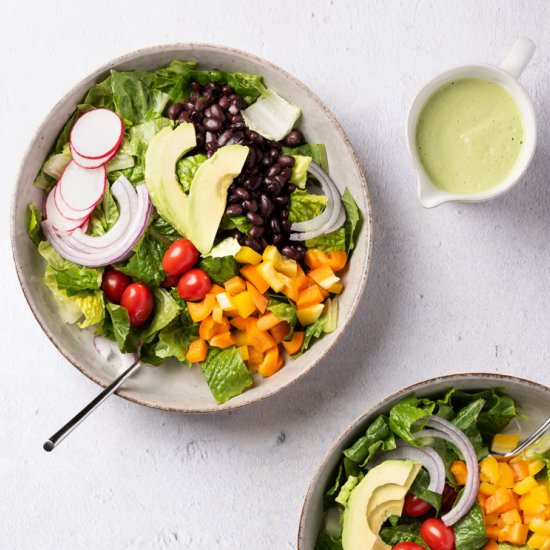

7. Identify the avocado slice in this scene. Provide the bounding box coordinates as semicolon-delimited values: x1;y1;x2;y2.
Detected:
144;123;197;237
186;144;249;255
342;460;421;550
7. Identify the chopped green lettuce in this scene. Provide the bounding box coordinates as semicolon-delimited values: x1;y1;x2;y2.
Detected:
454;503;488;550
43;152;70;180
89;185;119;237
315;532;343;550
289;190;327;223
26;204;43;246
283;143;329;173
219;215;252;234
300;299;339;353
289;155;312;188
143;288;181;340
176;153;207;193
200;347;253;404
154;322;195;363
380;522;427;549
389;394;436;445
410;467;442;513
102;303;131;349
199;256;239;284
343;415;396;466
334;474;361;507
267;299;297;339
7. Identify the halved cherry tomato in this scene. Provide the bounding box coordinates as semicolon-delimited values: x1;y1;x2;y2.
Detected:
420;518;455;550
162;238;199;275
120;282;154;327
177;268;211;301
441;484;458;515
393;543;425;550
101;268;131;303
403;493;432;517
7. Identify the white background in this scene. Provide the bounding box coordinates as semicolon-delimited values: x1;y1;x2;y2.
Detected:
1;1;549;548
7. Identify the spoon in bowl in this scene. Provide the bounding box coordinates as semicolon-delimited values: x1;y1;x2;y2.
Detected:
490;417;550;459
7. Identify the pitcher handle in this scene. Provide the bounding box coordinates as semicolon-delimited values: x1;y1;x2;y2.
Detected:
500;37;535;79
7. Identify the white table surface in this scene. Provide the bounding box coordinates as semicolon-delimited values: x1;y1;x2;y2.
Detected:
1;1;549;548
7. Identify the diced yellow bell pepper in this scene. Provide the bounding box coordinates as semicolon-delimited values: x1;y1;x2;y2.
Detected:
529;517;550;536
216;292;238;316
480;481;498;496
480;455;501;484
500;509;522;525
308;265;340;290
237;345;249;361
529;460;546;477
519;492;546;514
514;476;539;495
328;280;344;294
530;485;550;505
297;303;325;326
231;291;256;319
497;463;516;489
256;261;290;292
235;246;263;265
528;533;549;550
262;245;298;277
492;433;521;454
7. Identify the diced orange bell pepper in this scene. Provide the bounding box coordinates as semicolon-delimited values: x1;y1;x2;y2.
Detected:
480;456;501;484
480;482;498;496
246;347;264;371
282;331;304;355
247;322;276;352
498;523;529;545
282;273;310;302
240;264;269;294
187;294;216;322
296;284;325;309
270;321;290;344
482;540;498;550
208;284;225;295
524;511;550;524
257;312;282;332
257;346;282;377
308;265;340;290
211;305;224;323
451;460;468;486
230;317;256;331
478;493;487;509
231;291;256;318
224;276;247;296
497;462;516;489
209;332;236;349
485;513;500;526
234;331;248;346
500;509;522;525
305;249;330;270
246;282;268;313
186;339;208;363
510;461;530;482
327;250;348;272
256;261;290;292
485;488;518;515
485;525;500;540
199;317;230;341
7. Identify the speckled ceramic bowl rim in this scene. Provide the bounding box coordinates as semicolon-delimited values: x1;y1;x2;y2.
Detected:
297;372;550;547
10;43;374;414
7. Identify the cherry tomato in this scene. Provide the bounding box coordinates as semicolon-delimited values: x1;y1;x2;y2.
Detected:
393;543;425;550
177;268;211;301
162;238;199;275
420;518;455;550
120;283;154;327
161;273;181;288
441;484;458;515
101;268;132;303
403;493;432;517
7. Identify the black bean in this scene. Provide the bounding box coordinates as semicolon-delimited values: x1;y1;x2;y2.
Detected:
210;104;225;121
204;90;217;105
273;174;287;188
191;81;201;93
218;96;230;110
227;131;244;145
243;199;258;213
184;99;195;111
281;246;299;259
245;148;257;169
279;167;292;182
228;229;242;240
270;217;281;235
244;238;262;252
244;175;262;190
190;111;203;123
178;111;191;123
225;204;243;217
190;92;199;102
167;102;183;120
266;181;283;195
273;195;289;207
248;131;262;144
228;104;240;115
261;156;272;168
259;194;273;217
217;130;233;147
280;209;289;219
195;132;205;148
246;212;264;225
267;164;281;177
228;193;241;204
205;131;217;145
221;85;233;95
231;114;243;124
269;148;279;161
278;155;295;168
272;234;283;245
237;233;246;245
284;129;303;147
234;187;249;200
281;219;292;232
288;183;297;193
195;96;208;111
205;82;220;93
204;117;222;131
249;225;265;239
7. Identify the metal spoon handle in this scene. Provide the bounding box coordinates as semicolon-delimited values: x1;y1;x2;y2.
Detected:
503;416;550;457
43;361;141;452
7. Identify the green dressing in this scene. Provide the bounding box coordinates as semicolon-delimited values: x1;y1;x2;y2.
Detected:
416;78;524;194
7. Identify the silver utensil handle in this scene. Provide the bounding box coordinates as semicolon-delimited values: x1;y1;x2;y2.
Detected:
504;416;550;457
43;361;141;452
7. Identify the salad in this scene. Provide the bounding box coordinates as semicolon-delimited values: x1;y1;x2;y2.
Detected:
26;60;363;404
316;388;550;550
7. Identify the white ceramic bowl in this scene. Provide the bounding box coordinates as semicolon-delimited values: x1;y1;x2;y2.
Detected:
298;373;550;548
11;44;373;412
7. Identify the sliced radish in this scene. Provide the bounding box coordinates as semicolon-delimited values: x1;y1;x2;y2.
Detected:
54;184;95;221
70;108;123;159
58;161;106;212
70;144;117;169
45;187;88;232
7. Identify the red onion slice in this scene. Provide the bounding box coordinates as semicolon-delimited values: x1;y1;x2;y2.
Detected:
415;416;480;526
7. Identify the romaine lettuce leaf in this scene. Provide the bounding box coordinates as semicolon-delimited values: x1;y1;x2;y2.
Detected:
289;190;327;223
306;228;346;252
43;266;104;328
176;153;207;193
315;533;343;550
289;155;312;188
199;256;239;284
219;215;252;234
154;323;194;363
343;415;396;466
334;474;360;507
453;502;487;550
26;204;43;246
267;299;297;339
283;143;329;173
190;69;267;105
200;347;253;404
300;299;338;353
342;188;363;252
38;241;103;296
410;467;442;513
101;303;131;350
380;522;427;549
142;288;181;340
89;185;119;237
389;394;436;445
